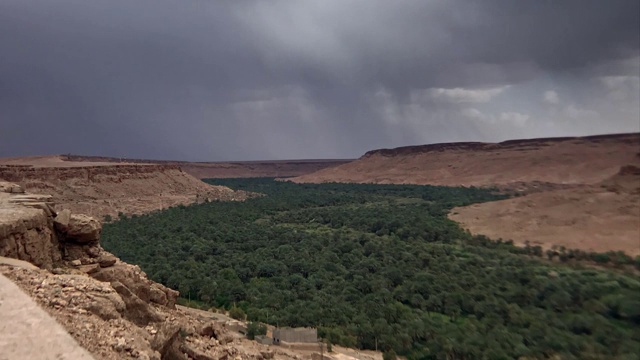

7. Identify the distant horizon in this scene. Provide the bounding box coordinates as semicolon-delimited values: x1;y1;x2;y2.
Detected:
2;130;637;164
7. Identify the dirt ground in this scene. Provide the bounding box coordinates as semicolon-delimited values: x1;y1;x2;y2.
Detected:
450;161;640;256
450;186;640;256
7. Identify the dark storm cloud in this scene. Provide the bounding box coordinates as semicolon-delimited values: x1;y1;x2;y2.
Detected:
1;0;638;160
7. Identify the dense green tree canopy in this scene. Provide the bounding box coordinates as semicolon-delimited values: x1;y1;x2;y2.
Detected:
103;178;640;359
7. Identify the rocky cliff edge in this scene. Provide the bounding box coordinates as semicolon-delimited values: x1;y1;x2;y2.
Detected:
0;181;297;360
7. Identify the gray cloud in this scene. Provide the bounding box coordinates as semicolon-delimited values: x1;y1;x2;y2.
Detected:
1;0;638;160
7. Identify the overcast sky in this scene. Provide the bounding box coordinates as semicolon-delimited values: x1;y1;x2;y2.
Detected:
1;0;638;161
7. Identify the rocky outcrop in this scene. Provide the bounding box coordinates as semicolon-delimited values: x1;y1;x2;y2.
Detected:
151;323;186;360
0;181;303;360
2;264;300;360
0;181;104;269
0;161;251;218
92;264;179;309
0;184;62;269
111;280;165;326
58;213;102;243
0;181;176;321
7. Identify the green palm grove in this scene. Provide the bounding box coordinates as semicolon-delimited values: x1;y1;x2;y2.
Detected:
102;178;640;359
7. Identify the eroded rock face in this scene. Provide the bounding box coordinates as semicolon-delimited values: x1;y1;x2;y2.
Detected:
86;289;126;321
64;243;102;261
151;323;187;360
0;181;176;315
2;264;299;360
111;281;165;326
91;263;179;308
0;200;62;269
0;163;250;218
1;182;104;268
0;181;300;360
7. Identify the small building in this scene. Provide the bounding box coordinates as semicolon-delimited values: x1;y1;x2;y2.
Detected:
255;335;274;345
272;327;318;344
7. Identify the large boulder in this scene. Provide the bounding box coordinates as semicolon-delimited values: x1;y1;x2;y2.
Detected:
151;323;188;360
111;281;164;326
62;214;101;243
91;263;179;308
98;253;117;268
198;322;224;340
53;209;71;231
86;291;126;321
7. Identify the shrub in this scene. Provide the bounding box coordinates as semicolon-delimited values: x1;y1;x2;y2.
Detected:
229;306;246;320
383;350;397;360
247;322;267;340
592;253;610;264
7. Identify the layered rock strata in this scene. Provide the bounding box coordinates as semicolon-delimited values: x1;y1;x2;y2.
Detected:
0;181;303;360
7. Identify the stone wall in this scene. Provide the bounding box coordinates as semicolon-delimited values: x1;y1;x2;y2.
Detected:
273;327;318;344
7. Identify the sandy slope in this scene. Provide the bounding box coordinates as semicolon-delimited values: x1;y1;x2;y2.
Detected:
292;133;640;255
449;157;640;256
450;164;640;255
291;133;639;187
450;186;640;256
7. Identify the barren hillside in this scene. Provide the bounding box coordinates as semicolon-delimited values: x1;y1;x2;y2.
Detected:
450;186;640;256
448;146;640;256
292;133;640;255
0;156;250;218
290;133;640;188
63;155;352;179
